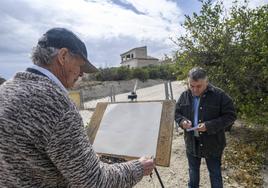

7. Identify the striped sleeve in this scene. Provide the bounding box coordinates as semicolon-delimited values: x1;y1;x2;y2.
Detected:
46;110;143;188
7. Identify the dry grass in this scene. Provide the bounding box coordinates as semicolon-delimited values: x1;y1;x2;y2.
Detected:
223;121;268;188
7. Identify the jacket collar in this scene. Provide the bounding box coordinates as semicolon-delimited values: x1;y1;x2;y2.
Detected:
204;83;215;93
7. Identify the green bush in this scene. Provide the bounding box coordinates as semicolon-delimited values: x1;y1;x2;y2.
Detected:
116;66;131;80
96;68;118;81
132;68;149;82
146;65;160;79
95;64;178;82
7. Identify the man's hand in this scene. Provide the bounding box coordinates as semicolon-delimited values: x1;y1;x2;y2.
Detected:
138;156;155;176
197;123;207;132
181;120;192;129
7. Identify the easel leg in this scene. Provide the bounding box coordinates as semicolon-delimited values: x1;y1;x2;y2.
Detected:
154;167;165;188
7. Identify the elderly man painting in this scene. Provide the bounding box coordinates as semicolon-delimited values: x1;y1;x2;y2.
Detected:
0;28;154;187
175;67;236;188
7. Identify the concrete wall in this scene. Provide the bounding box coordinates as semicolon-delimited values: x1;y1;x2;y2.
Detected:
135;47;147;58
121;46;147;62
81;79;164;102
122;58;159;68
121;59;138;68
121;46;160;68
137;59;159;67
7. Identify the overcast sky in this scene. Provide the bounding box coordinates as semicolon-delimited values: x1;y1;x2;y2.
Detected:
0;0;267;79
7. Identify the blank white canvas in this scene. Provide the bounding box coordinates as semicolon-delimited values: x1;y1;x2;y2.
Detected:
93;102;162;158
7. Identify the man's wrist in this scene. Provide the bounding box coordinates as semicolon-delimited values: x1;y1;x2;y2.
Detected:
179;119;186;127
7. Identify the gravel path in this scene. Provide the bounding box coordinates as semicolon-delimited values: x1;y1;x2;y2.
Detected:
135;131;211;188
79;81;227;187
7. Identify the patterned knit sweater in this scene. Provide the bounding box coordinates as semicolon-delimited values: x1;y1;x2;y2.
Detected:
0;72;143;188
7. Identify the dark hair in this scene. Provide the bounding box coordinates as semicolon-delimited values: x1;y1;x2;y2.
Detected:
188;67;207;81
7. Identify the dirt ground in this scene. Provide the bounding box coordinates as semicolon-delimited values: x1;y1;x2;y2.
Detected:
80;81;266;188
135;129;212;188
135;122;268;188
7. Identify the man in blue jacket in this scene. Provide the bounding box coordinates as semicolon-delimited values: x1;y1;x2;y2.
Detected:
175;67;236;188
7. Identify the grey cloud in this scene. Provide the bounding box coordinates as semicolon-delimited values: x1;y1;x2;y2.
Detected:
0;1;44;54
0;0;176;79
0;1;79;54
110;0;146;15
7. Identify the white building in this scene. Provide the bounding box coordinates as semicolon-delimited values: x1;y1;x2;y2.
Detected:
120;46;159;68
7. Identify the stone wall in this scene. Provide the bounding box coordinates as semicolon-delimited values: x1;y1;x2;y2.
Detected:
80;79;164;101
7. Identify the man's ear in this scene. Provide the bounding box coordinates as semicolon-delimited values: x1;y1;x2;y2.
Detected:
186;78;190;89
205;78;209;85
57;48;69;66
